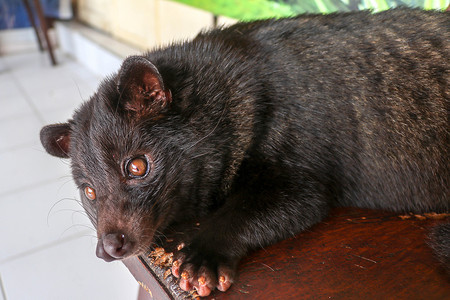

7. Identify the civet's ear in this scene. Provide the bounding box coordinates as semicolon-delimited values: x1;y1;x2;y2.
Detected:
117;55;172;118
40;123;71;158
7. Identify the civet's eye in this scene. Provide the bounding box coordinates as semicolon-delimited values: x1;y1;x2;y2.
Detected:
84;186;96;201
126;156;149;178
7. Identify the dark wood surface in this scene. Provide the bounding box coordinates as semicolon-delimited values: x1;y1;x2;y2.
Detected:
125;208;450;300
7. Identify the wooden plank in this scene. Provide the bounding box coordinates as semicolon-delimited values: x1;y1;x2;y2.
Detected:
125;208;450;299
123;256;172;300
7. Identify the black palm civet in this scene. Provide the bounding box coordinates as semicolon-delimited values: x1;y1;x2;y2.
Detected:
40;8;449;297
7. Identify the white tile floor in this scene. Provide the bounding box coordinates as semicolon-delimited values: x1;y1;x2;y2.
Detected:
0;50;139;300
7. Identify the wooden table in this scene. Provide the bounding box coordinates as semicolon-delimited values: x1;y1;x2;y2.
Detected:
124;208;449;300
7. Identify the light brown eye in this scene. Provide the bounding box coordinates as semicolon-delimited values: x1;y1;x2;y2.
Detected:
126;156;148;178
84;186;96;201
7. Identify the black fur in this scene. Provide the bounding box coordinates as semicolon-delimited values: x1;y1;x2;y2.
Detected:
429;223;450;274
40;8;449;296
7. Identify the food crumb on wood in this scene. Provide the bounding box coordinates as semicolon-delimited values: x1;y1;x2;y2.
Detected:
148;247;200;300
148;247;174;268
164;268;172;279
189;289;200;299
414;214;427;220
423;212;450;219
399;212;449;220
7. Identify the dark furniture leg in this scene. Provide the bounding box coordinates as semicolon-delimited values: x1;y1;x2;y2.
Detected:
22;0;57;65
22;0;44;51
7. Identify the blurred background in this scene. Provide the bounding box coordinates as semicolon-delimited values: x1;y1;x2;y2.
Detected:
0;1;448;300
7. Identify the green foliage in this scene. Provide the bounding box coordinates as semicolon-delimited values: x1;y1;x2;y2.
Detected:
174;0;295;20
173;0;449;20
